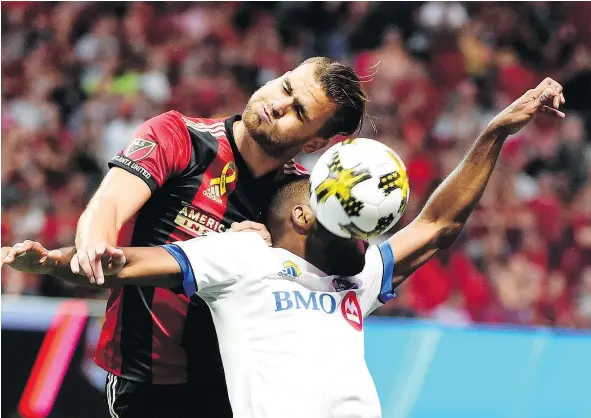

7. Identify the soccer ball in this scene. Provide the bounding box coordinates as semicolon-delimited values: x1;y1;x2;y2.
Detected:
309;138;410;239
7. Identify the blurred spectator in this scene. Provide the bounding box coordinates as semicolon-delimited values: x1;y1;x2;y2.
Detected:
575;267;591;328
429;288;473;326
483;255;544;325
417;2;469;33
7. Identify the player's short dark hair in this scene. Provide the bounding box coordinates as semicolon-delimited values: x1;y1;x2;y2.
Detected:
300;57;367;139
265;179;310;239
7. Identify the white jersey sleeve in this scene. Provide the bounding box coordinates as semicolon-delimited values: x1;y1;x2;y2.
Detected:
161;231;266;302
355;241;396;317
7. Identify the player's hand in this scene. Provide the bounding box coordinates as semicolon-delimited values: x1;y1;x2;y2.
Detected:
231;221;272;246
71;242;125;285
1;240;62;274
99;244;126;278
486;77;566;137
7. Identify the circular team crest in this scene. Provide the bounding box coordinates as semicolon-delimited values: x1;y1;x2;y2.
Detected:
341;291;362;331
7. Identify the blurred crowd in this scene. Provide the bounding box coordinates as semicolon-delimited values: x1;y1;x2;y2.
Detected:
2;2;591;329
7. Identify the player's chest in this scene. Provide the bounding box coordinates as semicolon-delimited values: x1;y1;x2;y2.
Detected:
141;164;277;241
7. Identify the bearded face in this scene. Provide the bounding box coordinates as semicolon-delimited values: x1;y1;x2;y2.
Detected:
242;63;335;158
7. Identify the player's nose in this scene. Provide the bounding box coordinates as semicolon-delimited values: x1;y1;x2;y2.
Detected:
271;97;294;118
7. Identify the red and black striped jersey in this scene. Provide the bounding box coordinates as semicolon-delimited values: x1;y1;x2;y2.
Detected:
96;111;308;392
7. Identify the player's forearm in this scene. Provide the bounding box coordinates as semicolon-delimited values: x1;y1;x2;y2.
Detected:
75;197;121;248
45;247;100;287
115;247;182;288
48;246;181;288
418;126;507;246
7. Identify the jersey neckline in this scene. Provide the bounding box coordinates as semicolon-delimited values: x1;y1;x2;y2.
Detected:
224;114;297;183
272;247;329;277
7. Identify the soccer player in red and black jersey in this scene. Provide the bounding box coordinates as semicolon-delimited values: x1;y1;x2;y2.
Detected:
71;57;368;417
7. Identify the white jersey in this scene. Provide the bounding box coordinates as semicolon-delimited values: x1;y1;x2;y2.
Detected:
163;232;395;418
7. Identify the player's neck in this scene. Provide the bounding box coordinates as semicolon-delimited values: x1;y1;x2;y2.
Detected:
274;235;306;261
274;234;332;276
233;121;295;177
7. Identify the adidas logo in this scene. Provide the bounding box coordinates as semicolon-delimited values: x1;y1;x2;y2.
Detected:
203;186;222;204
282;266;298;277
278;261;301;279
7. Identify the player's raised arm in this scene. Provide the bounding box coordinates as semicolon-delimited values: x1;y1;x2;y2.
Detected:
2;241;182;288
386;78;566;287
74;111;193;285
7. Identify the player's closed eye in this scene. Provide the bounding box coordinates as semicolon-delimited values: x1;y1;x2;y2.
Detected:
283;82;291;95
283;79;305;122
295;107;305;122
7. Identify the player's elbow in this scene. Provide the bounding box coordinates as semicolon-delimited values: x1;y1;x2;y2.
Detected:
433;222;464;249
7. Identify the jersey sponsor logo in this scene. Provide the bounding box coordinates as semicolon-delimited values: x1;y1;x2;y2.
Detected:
124;138;157;161
273;291;337;314
278;261;301;279
174;203;227;236
341;291;362;331
203;161;237;204
332;277;359;292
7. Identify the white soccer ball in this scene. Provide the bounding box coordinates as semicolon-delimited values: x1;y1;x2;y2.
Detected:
309;138;410;239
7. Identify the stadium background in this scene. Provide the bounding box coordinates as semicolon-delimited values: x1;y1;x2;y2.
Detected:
1;2;591;417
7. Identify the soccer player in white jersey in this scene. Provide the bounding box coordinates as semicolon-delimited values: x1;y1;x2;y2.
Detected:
2;78;566;418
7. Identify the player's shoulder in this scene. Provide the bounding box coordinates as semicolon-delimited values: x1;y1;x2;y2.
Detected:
176;231;270;270
215;231;272;272
146;110;186;127
347;244;385;282
212;230;271;255
177;113;229;137
153;111;229;134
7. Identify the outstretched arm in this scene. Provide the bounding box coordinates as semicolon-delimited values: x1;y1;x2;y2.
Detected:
387;78;566;286
2;231;263;302
1;241;181;289
1;222;271;289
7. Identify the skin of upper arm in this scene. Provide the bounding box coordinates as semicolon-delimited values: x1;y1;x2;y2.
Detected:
386;218;442;287
84;167;152;228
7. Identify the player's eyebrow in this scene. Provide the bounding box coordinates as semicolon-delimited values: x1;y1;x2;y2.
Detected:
285;78;310;122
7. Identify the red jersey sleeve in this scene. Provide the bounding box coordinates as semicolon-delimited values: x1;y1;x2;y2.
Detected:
108;111;192;192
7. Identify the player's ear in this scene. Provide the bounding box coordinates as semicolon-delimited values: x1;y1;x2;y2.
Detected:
291;204;316;232
302;137;328;154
